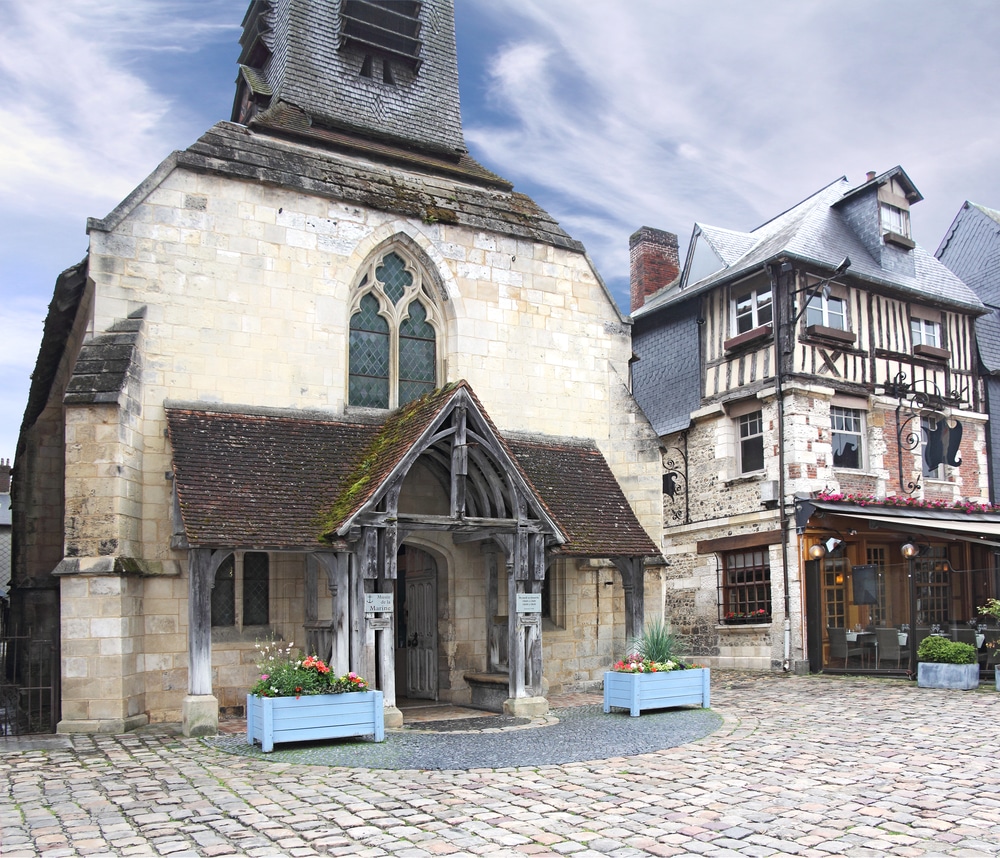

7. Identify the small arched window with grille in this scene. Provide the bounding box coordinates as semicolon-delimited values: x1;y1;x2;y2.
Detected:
349;247;442;409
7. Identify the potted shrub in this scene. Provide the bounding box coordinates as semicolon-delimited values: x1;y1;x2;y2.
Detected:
246;639;384;752
977;598;1000;691
916;635;979;690
603;620;710;716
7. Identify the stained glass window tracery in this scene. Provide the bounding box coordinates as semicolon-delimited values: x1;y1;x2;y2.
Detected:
349;247;441;409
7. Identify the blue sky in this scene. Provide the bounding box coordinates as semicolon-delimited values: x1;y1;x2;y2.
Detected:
2;0;1000;462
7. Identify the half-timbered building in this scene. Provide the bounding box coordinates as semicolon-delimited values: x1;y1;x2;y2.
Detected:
10;0;664;736
631;167;1000;676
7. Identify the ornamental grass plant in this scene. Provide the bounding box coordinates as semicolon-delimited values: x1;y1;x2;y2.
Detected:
249;637;369;698
612;619;693;673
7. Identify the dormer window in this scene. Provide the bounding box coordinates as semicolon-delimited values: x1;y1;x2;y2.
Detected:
880;202;910;238
880;202;915;249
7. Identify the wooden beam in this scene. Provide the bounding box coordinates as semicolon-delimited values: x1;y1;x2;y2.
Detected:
451;404;467;518
697;528;783;555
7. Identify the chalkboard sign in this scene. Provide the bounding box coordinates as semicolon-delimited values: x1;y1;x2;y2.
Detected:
851;565;879;605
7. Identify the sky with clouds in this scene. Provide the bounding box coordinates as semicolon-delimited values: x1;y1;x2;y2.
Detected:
2;0;1000;462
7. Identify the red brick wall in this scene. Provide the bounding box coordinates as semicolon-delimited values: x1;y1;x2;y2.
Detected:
629;226;679;312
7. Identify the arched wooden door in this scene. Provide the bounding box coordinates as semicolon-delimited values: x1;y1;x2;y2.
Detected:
397;545;438;699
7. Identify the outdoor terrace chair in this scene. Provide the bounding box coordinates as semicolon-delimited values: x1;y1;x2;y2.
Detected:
875;627;901;669
828;627;864;668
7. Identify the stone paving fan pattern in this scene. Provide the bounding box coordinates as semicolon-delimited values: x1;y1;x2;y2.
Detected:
2;672;1000;856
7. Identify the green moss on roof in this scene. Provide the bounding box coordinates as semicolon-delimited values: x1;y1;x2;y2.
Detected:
316;383;461;540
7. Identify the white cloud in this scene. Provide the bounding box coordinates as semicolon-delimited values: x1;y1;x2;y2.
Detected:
0;0;240;217
464;0;1000;303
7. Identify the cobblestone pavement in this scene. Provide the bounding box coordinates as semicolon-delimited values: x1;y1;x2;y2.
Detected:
2;671;999;857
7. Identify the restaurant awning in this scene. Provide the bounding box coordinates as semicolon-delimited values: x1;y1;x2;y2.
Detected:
795;499;1000;549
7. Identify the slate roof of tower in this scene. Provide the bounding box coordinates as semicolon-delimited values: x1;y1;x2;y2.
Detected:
165;385;657;558
636;173;986;318
89;121;584;254
258;0;466;156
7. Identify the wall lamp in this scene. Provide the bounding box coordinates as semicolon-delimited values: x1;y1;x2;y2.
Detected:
808;542;827;560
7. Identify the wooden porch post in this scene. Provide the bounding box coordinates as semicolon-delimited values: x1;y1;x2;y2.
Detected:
314;552;350;676
503;528;548;716
183;548;230;737
614;556;646;643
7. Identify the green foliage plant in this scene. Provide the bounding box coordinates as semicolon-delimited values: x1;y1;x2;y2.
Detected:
248;637;370;698
916;635;977;665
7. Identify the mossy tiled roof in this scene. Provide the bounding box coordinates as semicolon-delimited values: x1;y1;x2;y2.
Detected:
166;383;657;558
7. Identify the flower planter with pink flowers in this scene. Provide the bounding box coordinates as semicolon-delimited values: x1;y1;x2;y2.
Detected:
247;690;385;752
603;667;710;717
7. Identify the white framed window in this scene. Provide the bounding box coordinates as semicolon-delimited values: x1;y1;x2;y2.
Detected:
831;406;864;470
881;203;911;238
911;318;941;349
806;293;847;330
738;410;765;474
732;286;772;335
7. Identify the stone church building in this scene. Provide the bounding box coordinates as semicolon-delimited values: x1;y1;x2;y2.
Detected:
11;0;665;735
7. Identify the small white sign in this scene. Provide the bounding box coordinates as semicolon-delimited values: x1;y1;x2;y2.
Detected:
365;593;394;614
516;593;542;614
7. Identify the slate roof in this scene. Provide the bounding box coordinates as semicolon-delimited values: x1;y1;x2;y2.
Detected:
936;201;1000;373
636;173;985;319
64;310;145;405
89;121;584;255
165;385;657;558
17;260;88;462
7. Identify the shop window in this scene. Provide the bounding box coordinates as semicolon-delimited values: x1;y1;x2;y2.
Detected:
831;406;864;469
822;544;849;628
865;546;889;628
720;550;771;622
915;549;951;626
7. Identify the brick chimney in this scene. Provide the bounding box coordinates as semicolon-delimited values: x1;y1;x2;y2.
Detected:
0;459;9;493
629;226;679;312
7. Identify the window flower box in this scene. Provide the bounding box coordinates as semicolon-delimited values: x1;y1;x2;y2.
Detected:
723;610;771;625
247;691;385;752
804;324;856;345
913;343;950;362
724;324;772;353
603;667;710;717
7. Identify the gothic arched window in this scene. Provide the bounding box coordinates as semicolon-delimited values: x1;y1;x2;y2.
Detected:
349;249;441;409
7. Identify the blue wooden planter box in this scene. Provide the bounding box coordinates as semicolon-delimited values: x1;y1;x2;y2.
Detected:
603;668;710;717
247;691;385;752
916;662;979;690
